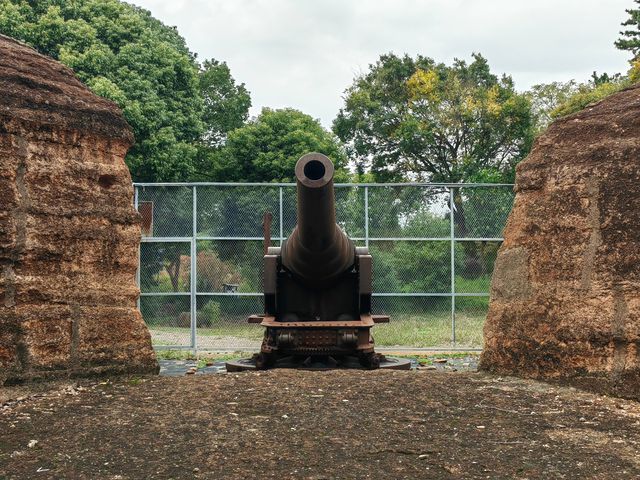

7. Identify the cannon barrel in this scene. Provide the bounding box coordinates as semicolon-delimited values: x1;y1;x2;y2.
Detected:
281;153;355;286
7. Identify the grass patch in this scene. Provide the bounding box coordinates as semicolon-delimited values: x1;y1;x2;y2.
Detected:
372;311;484;348
149;306;487;350
455;275;491;293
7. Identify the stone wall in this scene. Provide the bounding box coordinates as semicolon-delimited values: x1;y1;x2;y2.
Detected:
480;83;640;399
0;35;158;384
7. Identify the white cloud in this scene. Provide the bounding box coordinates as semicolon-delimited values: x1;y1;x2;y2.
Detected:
132;0;632;127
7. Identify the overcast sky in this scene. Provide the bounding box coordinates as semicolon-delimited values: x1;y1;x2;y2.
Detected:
133;0;632;128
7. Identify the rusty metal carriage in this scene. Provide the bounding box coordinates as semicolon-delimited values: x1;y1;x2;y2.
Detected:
245;153;396;369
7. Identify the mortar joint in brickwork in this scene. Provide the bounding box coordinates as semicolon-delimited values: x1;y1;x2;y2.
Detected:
580;177;602;291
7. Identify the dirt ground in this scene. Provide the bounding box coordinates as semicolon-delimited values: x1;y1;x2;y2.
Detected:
1;370;639;480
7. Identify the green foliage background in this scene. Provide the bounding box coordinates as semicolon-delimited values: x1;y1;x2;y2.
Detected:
333;53;535;184
0;0;207;181
208;108;349;182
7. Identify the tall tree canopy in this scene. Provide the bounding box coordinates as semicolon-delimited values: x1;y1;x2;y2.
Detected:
333;53;534;183
199;59;251;148
0;0;250;182
615;0;640;59
212;108;348;183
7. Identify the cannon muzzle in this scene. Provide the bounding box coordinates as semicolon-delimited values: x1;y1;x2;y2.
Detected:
281;153;355;286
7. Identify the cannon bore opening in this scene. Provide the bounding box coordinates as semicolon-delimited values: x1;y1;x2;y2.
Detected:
303;160;325;180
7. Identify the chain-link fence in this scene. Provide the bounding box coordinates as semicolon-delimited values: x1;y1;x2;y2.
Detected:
134;182;514;352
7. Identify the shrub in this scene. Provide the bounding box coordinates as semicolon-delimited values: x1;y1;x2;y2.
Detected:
197;300;221;328
196;248;242;292
551;81;628;119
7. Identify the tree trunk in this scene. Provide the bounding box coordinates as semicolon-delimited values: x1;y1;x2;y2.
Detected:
166;256;181;292
451;188;482;279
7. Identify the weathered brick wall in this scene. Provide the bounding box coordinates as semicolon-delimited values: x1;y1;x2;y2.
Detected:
0;34;158;384
480;83;640;399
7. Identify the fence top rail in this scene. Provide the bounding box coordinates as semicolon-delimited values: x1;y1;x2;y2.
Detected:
133;181;515;188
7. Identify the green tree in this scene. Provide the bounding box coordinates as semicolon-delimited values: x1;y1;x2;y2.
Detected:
333;53;529;277
526;81;579;132
615;0;640;59
0;0;247;182
199;59;251;148
214;108;349;182
0;0;202;182
333;53;534;185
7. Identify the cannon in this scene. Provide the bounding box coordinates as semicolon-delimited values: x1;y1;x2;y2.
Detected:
236;153;408;370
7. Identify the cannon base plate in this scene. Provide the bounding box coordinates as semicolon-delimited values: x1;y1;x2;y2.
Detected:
225;355;411;372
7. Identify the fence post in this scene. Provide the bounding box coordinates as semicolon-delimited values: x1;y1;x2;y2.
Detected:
191;186;197;352
450;186;456;345
364;186;369;248
279;186;284;246
134;186;140;311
